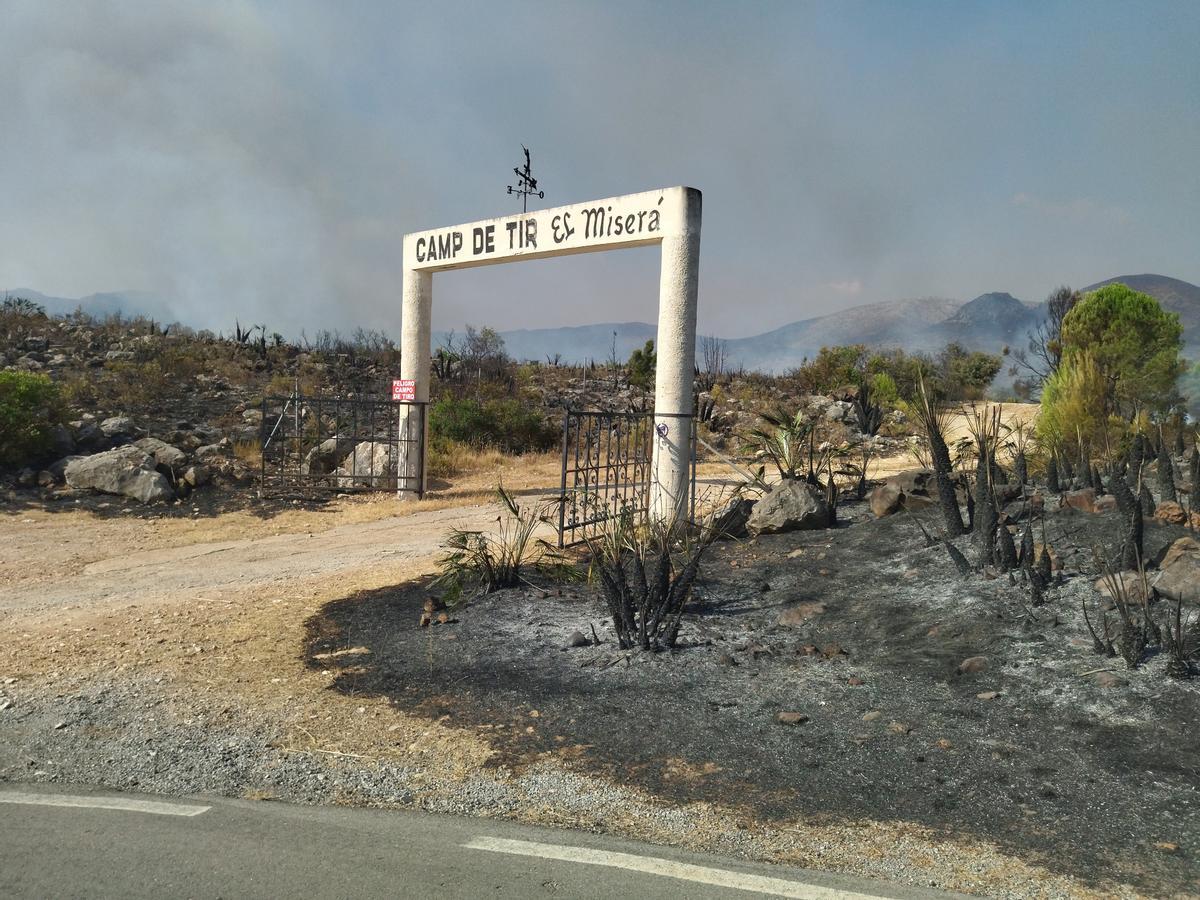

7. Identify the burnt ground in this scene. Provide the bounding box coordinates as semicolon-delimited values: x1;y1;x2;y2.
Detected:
304;501;1200;897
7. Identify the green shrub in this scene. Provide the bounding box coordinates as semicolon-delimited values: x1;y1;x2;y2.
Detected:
0;372;66;469
429;396;556;453
1037;352;1124;457
627;340;656;389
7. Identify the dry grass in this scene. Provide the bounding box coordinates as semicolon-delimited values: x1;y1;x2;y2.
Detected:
232;439;262;467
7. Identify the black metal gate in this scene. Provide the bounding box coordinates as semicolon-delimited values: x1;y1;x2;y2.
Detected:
556;409;696;547
259;394;425;497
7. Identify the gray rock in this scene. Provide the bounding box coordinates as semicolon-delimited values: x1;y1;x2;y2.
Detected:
302;438;353;476
105;350;135;361
194;443;228;461
69;419;104;450
333;442;397;489
65;446;174;503
99;416;139;439
183;465;210;488
711;496;754;538
134;437;188;474
48;423;75;457
746;481;830;535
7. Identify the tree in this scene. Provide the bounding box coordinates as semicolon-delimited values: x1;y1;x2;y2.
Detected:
1012;285;1079;392
937;343;1003;400
699;335;728;390
1059;284;1183;418
628;340;656;390
460;325;510;379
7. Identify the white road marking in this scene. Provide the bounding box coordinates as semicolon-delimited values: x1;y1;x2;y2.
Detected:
0;791;210;817
462;836;888;899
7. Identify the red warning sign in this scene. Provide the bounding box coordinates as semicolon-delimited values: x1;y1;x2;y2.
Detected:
391;379;416;401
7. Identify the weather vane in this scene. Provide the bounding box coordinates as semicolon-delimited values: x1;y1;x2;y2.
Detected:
507;145;544;213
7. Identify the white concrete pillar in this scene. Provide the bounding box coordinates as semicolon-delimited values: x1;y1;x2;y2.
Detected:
649;188;702;525
398;267;432;497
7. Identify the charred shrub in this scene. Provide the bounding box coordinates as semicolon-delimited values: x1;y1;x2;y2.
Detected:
587;514;715;652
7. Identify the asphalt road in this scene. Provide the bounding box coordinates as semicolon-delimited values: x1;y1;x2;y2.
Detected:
0;785;968;899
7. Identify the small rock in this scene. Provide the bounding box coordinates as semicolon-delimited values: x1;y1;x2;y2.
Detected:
888;721;912;735
847;676;864;686
935;738;953;750
565;630;589;648
1154;842;1180;854
976;690;1001;701
777;711;809;725
1090;671;1125;688
777;602;825;627
862;710;882;722
716;651;737;667
956;655;989;675
1062;488;1097;514
53;721;66;730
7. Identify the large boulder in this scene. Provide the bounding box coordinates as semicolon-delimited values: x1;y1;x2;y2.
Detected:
333;441;396;489
64;446;174;503
134;437;188;475
747;480;830;535
1153;537;1200;603
868;469;943;518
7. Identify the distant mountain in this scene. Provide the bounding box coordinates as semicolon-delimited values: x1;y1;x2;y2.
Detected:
10;273;1198;372
3;287;182;324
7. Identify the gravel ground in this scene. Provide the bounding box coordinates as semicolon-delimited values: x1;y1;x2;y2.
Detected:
1;493;1196;900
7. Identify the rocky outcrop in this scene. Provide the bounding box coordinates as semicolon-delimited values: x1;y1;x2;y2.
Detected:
64;446;174;503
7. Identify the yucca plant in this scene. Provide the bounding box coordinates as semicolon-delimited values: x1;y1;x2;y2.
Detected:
914;376;966;537
744;409;813;483
585;512;717;651
964;403;1005;567
433;485;576;603
1094;551;1156;669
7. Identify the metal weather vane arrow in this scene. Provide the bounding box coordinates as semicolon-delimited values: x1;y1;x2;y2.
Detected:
507;145;544;213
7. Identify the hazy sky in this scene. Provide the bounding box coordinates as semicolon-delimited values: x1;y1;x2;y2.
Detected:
2;1;1197;338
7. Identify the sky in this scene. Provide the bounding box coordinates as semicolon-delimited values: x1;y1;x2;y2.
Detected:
2;0;1198;339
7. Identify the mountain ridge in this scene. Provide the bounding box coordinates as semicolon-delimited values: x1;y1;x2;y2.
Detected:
7;274;1197;373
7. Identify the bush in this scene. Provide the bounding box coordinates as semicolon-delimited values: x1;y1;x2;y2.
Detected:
0;372;66;469
1037;352;1124;457
429;396;556;453
790;345;867;394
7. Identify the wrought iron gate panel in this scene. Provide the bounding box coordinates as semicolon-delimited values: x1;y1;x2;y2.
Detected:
259;394;425;498
556;409;696;547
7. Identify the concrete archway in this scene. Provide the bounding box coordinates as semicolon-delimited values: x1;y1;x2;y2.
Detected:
400;186;701;522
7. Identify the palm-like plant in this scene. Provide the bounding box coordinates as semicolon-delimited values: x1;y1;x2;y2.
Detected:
433;485;575;603
744;409;813;482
